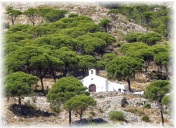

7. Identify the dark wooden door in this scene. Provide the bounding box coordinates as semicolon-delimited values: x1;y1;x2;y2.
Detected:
89;84;96;92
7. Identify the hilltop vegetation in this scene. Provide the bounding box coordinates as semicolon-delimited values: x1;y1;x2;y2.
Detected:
3;2;173;127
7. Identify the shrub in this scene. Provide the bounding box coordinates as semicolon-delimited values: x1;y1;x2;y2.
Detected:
125;32;142;43
97;95;105;99
89;111;96;117
98;107;104;113
143;103;151;109
108;111;125;122
68;13;78;18
50;103;61;113
137;32;162;46
161;95;171;106
125;108;145;116
142;115;150;122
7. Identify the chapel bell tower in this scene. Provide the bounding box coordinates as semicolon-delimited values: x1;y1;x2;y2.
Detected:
89;69;96;75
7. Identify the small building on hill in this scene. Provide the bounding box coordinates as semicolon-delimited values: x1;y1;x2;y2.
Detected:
81;69;126;92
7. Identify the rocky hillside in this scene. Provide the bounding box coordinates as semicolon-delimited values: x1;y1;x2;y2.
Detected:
2;2;147;35
2;91;173;127
2;2;173;128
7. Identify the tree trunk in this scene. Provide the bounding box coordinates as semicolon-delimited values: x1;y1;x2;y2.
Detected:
164;65;169;79
140;15;142;26
18;97;22;114
146;23;148;32
145;18;149;32
40;78;44;92
160;103;165;126
54;77;56;83
133;72;136;79
11;17;15;26
79;110;83;120
127;78;131;92
32;16;35;26
52;72;56;83
50;69;57;83
63;65;68;77
19;97;21;107
69;110;72;126
105;25;108;32
26;64;31;74
144;61;149;73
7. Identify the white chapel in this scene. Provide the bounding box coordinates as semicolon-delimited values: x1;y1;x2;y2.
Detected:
81;69;126;92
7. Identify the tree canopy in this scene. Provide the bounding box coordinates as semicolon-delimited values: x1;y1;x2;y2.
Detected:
144;80;170;126
106;56;142;91
64;94;96;120
4;71;38;109
6;6;22;25
23;8;38;26
46;77;89;125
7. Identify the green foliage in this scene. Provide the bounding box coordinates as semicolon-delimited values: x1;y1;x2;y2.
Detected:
99;53;117;69
154;52;169;66
77;55;96;69
27;25;51;38
60;15;93;24
77;22;104;33
137;32;162;46
121;40;169;73
47;77;88;105
68;13;79;18
7;24;31;33
125;108;145;116
47;77;89;123
44;10;67;22
96;60;105;70
121;42;148;55
142;115;150;122
109;4;171;38
108;111;125;122
4;71;38;97
106;56;142;91
144;80;170;102
142;11;153;31
5;45;42;73
23;8;38;26
98;18;111;32
161;95;171;106
56;47;78;76
98;107;104;113
88;32;116;45
49;34;75;49
143;104;151;109
6;31;33;43
37;7;55;17
124;32;162;45
64;94;96;119
151;44;169;54
58;27;86;38
125;32;142;43
6;6;22;25
107;9;119;20
34;35;51;46
75;34;106;54
50;102;61;113
89;111;96;116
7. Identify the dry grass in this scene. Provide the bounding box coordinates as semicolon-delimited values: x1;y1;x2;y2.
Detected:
124;107;145;116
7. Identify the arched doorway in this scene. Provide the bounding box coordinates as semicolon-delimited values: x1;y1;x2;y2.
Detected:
89;84;96;92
